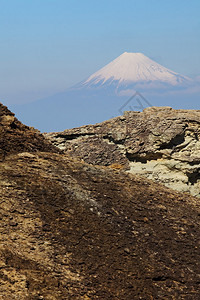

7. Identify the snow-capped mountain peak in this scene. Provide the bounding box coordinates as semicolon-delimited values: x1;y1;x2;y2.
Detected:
82;52;191;88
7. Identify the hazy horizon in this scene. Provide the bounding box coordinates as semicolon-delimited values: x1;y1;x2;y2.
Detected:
0;0;200;105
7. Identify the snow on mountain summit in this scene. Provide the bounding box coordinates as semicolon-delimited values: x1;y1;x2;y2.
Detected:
83;52;191;88
12;52;199;132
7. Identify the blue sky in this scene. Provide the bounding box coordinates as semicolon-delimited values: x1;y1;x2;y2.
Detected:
1;0;200;104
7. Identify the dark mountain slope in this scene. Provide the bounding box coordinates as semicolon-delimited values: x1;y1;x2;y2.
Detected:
0;103;200;299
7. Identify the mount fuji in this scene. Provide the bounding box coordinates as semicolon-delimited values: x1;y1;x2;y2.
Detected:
79;52;191;91
11;52;198;132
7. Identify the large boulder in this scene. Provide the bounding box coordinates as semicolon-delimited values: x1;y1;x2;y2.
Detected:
45;107;200;197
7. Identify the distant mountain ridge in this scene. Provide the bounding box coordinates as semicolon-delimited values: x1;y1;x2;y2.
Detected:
80;52;191;88
10;52;199;132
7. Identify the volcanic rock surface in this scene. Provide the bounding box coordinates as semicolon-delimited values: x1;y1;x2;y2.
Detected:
0;103;59;161
46;106;200;197
1;103;200;299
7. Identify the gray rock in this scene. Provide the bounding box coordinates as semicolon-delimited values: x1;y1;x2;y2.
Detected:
45;107;200;197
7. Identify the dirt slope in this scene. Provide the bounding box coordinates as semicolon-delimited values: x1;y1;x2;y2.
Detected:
0;103;200;299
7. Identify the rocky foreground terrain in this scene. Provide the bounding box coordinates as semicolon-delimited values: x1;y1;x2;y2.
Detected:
1;103;200;299
46;107;200;198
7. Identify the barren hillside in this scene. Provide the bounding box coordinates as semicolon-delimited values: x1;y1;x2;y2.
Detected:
1;103;200;299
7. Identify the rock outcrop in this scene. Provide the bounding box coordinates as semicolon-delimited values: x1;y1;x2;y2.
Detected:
45;107;200;197
1;103;200;298
0;103;60;161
